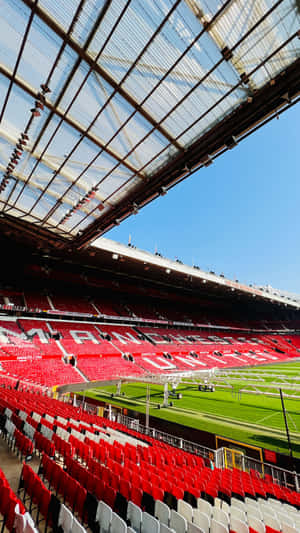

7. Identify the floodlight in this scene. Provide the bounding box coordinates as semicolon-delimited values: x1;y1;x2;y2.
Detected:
31;108;41;117
132;202;139;214
35;101;44;111
37;93;46;103
40;84;51;93
226;136;238;149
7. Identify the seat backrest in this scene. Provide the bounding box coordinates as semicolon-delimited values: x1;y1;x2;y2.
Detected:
246;503;263;520
178;500;193;523
247;515;265;533
169;509;187;533
230;506;246;523
281;524;297;533
111;512;127;533
141;511;160;533
154;499;170;526
277;512;295;527
127;501;142;532
187;521;205;533
263;513;281;531
96;501;112;533
58;503;73;533
221;501;230;515
160;524;176;533
212;508;229;526
72;517;86;533
197;499;212;518
231;498;245;511
193;510;210;533
210;519;228;533
230;516;249;533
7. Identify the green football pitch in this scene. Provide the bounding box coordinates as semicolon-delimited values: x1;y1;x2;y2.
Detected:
78;361;300;457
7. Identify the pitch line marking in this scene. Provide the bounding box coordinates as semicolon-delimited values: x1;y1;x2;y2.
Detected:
255;411;279;425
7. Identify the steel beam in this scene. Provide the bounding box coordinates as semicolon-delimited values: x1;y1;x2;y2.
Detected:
20;0;180;150
73;54;300;248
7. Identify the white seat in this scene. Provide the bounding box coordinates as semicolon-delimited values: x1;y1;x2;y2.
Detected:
71;517;85;533
283;506;299;517
246;503;263;519
283;503;298;514
160;525;175;533
293;517;300;529
263;513;281;530
245;497;257;506
192;510;209;533
187;522;205;533
96;501;112;533
230;506;246;523
221;502;230;515
111;513;127;533
230;517;248;533
169;510;187;533
261;504;277;518
155;500;170;526
281;524;298;533
212;508;229;527
231;498;245;511
178;500;193;523
210;519;228;533
197;499;211;518
277;512;294;527
247;515;265;533
268;499;282;509
127;501;142;532
257;498;266;505
58;503;73;533
141;512;160;533
127;528;136;533
214;499;222;510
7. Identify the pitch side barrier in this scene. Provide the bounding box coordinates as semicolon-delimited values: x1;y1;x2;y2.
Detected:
236;454;300;493
116;412;214;460
115;413;300;492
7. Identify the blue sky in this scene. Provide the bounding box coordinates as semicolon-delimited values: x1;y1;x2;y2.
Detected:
106;104;300;294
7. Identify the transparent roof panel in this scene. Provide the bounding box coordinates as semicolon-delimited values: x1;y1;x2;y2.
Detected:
0;0;298;241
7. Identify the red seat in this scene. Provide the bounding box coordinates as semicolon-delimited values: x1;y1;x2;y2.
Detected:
102;485;116;509
152;485;164;502
94;479;105;502
120;479;131;500
75;485;87;519
110;473;120;491
130;485;143;507
63;474;79;510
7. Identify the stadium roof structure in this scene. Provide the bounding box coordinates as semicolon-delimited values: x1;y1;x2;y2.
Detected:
0;0;299;250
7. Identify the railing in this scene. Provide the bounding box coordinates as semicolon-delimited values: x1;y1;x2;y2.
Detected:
80;401;300;491
117;413;300;491
116;412;214;459
215;447;300;492
243;454;300;492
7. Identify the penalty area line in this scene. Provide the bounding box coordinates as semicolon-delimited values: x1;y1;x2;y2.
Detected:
256;411;279;425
